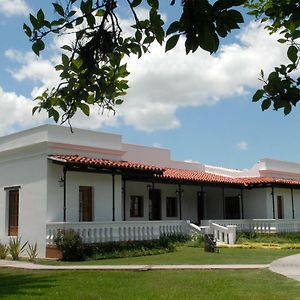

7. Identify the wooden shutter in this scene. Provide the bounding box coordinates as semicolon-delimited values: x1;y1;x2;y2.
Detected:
8;190;19;236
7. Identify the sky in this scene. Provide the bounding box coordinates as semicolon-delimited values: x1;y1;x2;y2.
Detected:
0;0;299;170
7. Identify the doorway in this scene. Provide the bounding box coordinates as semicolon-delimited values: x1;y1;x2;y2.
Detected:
149;189;161;220
277;196;284;219
225;196;240;219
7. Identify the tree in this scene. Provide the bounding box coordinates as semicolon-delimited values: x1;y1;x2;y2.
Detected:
24;0;300;125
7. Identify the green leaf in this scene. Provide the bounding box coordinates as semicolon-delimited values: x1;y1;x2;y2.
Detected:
252;89;264;102
166;21;180;36
23;23;32;37
29;14;39;28
284;104;292;115
37;9;45;22
79;102;90;116
165;34;180;52
52;3;65;17
287;45;298;63
86;14;95;28
32;40;45;56
277;39;286;43
61;45;72;52
62;54;69;66
147;0;159;9
95;9;105;17
32;106;40;115
116;99;124;105
132;0;142;7
261;99;271;111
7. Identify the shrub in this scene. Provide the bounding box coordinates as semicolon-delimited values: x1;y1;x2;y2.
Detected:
8;237;27;260
54;229;85;261
0;243;8;259
26;242;38;262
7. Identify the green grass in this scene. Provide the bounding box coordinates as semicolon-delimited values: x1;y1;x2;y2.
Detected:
1;268;300;299
36;246;300;265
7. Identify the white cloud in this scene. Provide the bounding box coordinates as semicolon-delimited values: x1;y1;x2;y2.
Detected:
117;21;288;131
3;20;289;133
184;159;201;164
0;0;30;17
237;141;248;151
0;86;47;136
152;142;162;148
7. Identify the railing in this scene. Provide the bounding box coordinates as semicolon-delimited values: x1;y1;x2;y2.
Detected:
186;221;236;245
46;220;190;245
201;219;300;233
210;223;236;245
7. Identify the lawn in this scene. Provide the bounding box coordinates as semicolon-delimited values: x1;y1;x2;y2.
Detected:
36;246;300;265
1;268;300;299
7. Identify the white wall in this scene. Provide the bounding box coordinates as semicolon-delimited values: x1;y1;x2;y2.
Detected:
0;154;47;257
47;162;122;222
243;188;268;219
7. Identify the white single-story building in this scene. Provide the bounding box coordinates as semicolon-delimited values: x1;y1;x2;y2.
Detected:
1;124;300;257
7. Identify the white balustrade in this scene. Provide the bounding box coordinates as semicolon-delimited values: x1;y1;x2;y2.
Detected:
46;220;190;245
201;219;300;233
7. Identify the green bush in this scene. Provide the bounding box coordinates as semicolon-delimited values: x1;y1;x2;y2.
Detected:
54;229;85;261
26;242;38;262
0;242;8;259
8;237;27;260
83;234;189;260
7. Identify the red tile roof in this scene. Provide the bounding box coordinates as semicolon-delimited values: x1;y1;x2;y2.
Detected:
48;154;300;187
48;154;164;173
159;168;239;185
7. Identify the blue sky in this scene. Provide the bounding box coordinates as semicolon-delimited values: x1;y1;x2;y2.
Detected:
0;0;299;170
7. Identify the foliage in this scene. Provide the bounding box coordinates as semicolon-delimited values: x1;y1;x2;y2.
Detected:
187;234;205;248
247;0;300;115
83;233;188;260
8;237;28;261
236;232;300;244
54;229;85;261
0;242;8;259
24;0;246;126
26;242;38;262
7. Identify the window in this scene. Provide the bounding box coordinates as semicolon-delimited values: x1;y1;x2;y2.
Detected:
79;186;93;222
130;196;143;217
8;189;19;236
166;197;178;217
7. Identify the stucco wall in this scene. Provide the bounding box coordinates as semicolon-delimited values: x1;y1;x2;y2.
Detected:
0;154;47;257
47;162;122;222
243;188;268;219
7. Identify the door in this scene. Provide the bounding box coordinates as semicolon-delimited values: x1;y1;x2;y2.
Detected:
197;191;205;224
79;186;93;221
277;196;284;219
149;189;161;220
225;196;240;219
8;190;19;236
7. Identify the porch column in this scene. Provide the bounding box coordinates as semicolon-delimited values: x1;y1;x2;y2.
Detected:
112;173;115;221
123;179;126;221
222;187;225;219
63;166;67;222
291;188;295;219
271;186;275;219
176;184;183;220
240;188;244;219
